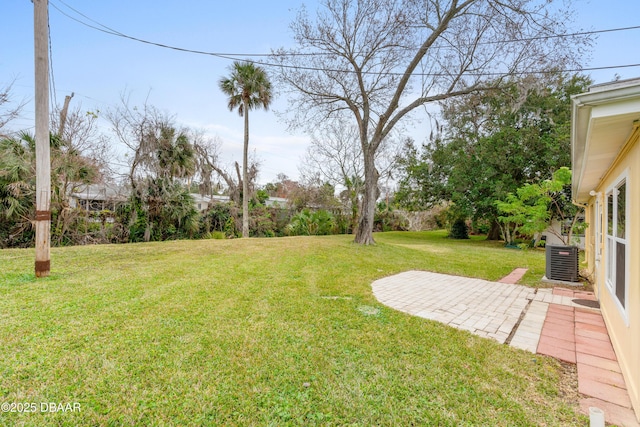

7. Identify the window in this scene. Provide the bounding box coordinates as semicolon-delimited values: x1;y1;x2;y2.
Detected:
605;176;628;316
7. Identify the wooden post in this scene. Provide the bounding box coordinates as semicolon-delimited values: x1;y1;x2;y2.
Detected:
57;92;74;137
34;0;51;277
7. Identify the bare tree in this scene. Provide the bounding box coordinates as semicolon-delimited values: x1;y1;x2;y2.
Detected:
192;133;225;195
300;121;364;192
0;80;27;138
51;98;112;180
106;95;199;242
192;133;260;206
274;0;588;244
107;95;195;190
300;120;398;232
38;95;109;245
193;133;260;206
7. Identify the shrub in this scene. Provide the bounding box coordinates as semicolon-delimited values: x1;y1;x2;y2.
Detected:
250;205;276;237
286;209;336;236
205;231;226;239
374;204;409;232
470;218;491;235
287;210;312;236
200;203;238;238
449;218;469;239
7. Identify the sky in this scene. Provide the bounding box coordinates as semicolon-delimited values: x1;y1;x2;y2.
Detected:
2;0;640;185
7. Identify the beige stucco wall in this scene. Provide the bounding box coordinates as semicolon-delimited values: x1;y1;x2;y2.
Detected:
587;133;640;419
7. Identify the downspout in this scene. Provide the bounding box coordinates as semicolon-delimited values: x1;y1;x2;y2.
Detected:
572;193;598;284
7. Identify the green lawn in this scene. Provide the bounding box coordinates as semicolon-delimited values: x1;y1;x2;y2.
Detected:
0;231;585;426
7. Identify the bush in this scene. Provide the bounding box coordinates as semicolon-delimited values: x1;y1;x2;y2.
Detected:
250;205;276;237
204;231;226;239
333;211;353;234
200;203;238;238
0;218;34;248
449;218;469;239
470;218;490;235
286;209;336;236
374;204;409;232
270;208;294;237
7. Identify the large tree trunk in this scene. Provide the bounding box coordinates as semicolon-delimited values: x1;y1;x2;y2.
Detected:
487;220;502;241
354;151;379;245
242;101;250;238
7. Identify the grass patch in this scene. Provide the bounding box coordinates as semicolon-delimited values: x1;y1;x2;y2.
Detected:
0;231;585;425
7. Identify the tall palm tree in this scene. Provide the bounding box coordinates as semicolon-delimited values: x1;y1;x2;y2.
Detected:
219;61;272;237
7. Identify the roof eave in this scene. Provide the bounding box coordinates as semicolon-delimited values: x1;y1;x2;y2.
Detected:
571;82;640;203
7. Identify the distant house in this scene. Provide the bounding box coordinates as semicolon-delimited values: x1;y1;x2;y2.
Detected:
190;194;289;211
69;184;128;212
542;216;586;249
264;196;288;208
69;186;288;214
191;193;214;212
571;77;640;421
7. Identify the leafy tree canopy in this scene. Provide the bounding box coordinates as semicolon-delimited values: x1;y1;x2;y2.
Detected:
275;0;589;244
495;167;580;245
395;73;592;234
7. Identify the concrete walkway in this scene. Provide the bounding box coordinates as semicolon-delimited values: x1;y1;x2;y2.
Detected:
372;270;639;427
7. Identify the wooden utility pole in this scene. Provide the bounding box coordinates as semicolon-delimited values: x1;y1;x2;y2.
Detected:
34;0;51;277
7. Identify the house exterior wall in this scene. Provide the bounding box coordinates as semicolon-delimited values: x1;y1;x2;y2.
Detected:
586;131;640;418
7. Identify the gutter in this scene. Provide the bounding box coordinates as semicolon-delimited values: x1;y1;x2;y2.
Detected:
571;82;640;202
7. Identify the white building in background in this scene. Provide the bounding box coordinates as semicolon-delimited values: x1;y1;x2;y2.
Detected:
69;184;127;212
69;184;289;214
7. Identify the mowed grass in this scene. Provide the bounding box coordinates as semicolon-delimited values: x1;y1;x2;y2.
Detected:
0;231;585;426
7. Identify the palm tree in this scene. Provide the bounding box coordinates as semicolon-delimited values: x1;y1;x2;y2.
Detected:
0;134;35;247
0;133;35;222
219;61;272;237
156;126;196;181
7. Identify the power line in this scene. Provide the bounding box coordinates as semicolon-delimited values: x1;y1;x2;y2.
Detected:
47;8;57;108
49;0;640;77
48;0;260;62
50;0;640;55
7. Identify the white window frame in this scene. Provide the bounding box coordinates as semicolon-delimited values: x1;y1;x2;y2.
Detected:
605;170;629;324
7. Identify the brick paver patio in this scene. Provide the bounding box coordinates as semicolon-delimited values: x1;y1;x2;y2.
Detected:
372;270;639;426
